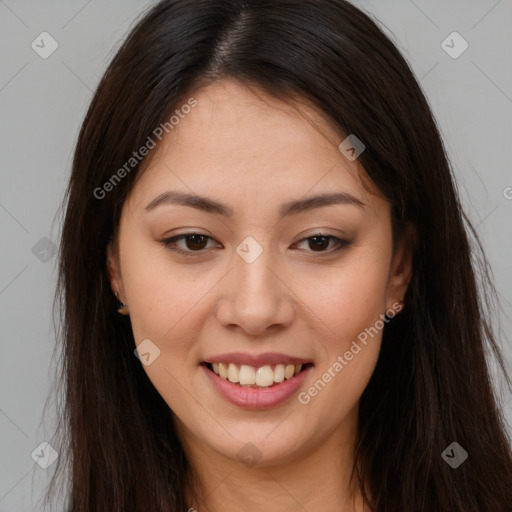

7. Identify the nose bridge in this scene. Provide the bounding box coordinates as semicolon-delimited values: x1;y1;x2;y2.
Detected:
236;245;276;294
216;235;294;333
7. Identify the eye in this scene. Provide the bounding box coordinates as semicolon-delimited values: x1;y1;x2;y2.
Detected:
160;233;220;256
294;234;351;253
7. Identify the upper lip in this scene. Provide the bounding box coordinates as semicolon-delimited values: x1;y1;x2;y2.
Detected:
203;352;313;367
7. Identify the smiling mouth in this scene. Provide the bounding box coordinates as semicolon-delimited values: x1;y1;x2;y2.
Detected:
202;362;314;388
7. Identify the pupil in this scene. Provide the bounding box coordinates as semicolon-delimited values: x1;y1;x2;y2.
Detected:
187;234;206;250
309;236;328;251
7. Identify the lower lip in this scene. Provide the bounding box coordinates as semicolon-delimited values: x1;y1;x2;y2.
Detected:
201;364;313;409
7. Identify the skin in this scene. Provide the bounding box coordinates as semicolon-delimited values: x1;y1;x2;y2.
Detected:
107;78;412;512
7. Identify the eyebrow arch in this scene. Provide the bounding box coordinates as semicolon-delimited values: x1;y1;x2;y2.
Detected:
144;190;366;217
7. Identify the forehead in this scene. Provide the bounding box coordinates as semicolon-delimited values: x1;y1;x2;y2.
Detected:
126;79;382;217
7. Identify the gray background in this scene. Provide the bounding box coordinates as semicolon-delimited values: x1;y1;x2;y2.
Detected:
1;0;511;510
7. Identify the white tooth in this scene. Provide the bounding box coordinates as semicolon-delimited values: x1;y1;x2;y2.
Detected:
227;363;240;383
238;364;256;385
294;364;302;376
284;364;295;379
274;364;285;383
255;365;274;387
212;363;219;374
218;362;228;379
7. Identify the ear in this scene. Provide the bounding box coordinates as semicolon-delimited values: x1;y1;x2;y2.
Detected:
386;223;414;310
106;240;125;303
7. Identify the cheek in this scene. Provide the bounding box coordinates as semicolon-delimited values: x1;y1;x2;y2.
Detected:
120;239;211;342
296;247;391;341
293;249;389;409
120;244;210;412
297;339;380;430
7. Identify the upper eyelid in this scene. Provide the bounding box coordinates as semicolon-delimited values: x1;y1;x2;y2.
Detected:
162;232;345;243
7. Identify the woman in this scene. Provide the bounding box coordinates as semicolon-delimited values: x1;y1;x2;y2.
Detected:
45;0;512;510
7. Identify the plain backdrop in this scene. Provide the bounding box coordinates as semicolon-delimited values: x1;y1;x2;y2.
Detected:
1;0;511;510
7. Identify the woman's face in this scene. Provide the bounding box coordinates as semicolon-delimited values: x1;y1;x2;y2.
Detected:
108;78;410;468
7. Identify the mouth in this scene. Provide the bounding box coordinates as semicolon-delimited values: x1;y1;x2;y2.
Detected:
200;352;315;409
201;361;314;389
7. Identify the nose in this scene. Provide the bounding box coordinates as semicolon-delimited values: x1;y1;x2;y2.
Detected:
215;246;295;336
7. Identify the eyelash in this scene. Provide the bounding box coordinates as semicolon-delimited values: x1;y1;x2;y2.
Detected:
160;233;351;257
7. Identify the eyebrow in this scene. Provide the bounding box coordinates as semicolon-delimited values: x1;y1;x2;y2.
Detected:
144;190;366;217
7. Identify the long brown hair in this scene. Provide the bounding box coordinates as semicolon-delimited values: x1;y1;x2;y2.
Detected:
44;0;512;510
